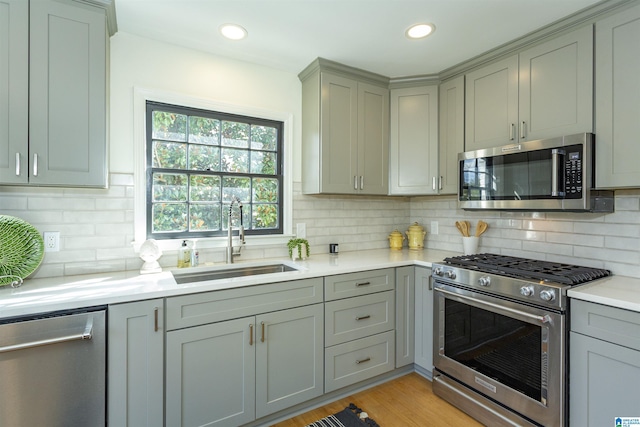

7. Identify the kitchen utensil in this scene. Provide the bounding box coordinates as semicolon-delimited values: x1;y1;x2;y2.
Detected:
475;220;489;237
455;221;467;237
455;221;471;237
0;215;45;286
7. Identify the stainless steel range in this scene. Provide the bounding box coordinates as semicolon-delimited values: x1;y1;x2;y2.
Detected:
431;254;610;427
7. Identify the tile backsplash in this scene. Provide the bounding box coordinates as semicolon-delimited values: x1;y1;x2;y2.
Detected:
1;174;638;280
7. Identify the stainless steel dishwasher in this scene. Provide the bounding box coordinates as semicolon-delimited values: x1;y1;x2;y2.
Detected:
0;306;106;427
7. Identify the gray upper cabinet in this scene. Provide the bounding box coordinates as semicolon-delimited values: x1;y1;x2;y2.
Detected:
1;0;109;187
389;85;439;195
300;59;389;195
465;25;593;151
594;3;640;188
438;75;464;195
0;0;28;184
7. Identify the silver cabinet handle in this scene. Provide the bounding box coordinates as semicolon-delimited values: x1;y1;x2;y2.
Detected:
355;315;370;321
354;176;358;190
439;176;443;191
154;307;159;332
521;121;526;139
432;176;436;191
15;153;20;176
33;153;38;176
0;317;93;353
360;176;364;190
510;123;515;140
355;357;371;364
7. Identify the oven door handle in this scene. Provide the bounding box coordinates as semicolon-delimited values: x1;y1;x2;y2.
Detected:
435;287;551;324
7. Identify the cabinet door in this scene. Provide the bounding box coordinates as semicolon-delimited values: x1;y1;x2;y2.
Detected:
108;299;164;427
414;266;433;373
465;55;519;151
357;82;389;195
395;266;415;367
29;0;107;187
166;317;256;427
320;72;358;194
438;76;464;195
255;304;324;418
595;4;640;188
570;331;640;426
389;85;438;195
519;25;593;141
0;0;28;184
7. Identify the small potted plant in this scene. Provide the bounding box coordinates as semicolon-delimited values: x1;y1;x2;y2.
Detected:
287;238;310;260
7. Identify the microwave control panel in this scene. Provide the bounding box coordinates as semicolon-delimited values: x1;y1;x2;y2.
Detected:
564;145;583;198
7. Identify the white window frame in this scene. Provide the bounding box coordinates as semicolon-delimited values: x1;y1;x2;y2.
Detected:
132;87;294;252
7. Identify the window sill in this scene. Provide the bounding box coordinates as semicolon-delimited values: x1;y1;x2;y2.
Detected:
132;234;295;253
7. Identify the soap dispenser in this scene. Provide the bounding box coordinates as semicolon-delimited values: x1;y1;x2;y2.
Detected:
178;240;192;268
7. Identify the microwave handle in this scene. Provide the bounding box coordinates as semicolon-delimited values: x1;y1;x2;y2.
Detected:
551;149;565;197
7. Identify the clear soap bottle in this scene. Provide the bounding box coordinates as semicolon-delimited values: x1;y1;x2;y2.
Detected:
178;240;192;268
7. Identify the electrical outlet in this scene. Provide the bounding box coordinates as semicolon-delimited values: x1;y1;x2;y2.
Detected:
296;223;306;238
43;231;60;252
431;221;439;235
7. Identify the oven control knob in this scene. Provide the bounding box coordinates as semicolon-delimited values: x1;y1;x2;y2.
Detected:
478;276;491;287
520;286;534;297
540;289;556;302
445;270;456;280
433;267;443;276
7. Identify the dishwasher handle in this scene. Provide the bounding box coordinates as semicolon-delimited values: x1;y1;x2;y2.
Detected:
0;317;93;353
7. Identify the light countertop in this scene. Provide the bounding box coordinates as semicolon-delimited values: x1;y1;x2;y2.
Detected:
0;248;455;319
568;275;640;313
2;248;638;320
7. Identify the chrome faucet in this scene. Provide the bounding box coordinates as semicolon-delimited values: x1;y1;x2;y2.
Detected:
226;196;245;263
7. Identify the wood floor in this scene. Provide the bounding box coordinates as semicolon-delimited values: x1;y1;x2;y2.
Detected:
271;373;484;427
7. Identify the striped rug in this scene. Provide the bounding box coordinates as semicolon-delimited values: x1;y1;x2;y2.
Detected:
305;404;379;427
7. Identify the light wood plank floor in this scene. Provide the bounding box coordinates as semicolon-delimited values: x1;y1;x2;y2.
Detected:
271;373;484;427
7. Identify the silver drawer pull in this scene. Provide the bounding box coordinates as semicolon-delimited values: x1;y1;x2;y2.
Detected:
355;315;370;321
356;357;371;364
0;317;93;353
356;281;371;287
15;153;20;176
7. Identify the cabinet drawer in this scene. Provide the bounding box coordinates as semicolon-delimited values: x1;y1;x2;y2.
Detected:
324;268;394;301
324;330;395;393
325;291;395;346
571;300;640;351
166;278;323;330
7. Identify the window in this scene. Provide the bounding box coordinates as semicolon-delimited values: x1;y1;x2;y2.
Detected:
146;101;283;239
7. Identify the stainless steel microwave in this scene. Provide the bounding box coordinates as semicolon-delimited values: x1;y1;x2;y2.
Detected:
458;133;614;212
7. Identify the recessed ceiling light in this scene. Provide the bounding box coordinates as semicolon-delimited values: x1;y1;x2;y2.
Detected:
405;23;435;39
219;24;247;41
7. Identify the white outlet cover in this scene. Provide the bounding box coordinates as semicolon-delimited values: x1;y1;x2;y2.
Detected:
44;231;60;252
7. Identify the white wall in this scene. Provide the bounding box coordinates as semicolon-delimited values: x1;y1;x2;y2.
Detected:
109;32;303;181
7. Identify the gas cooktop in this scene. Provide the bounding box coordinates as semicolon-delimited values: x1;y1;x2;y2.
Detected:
443;253;611;285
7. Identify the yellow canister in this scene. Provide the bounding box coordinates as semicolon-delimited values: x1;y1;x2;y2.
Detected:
406;222;426;250
388;229;405;250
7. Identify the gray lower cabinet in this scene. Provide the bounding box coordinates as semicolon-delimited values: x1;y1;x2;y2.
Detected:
395;265;415;367
165;279;324;427
414;266;433;373
107;299;164;427
324;269;396;393
570;300;640;426
594;3;640;188
1;0;109;187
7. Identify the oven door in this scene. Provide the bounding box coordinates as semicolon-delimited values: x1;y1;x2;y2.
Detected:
433;282;566;427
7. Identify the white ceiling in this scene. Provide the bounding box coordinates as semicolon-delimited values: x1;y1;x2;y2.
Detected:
115;0;602;78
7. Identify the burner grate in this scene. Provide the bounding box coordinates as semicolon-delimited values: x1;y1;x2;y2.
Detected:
443;253;611;285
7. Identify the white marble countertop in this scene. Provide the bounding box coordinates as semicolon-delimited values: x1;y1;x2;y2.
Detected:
0;248;455;319
2;247;638;320
568;275;640;313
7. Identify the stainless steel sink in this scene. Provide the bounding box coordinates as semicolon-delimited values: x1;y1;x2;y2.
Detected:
172;263;298;284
